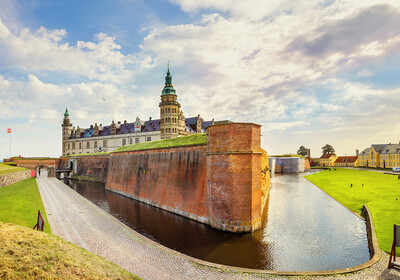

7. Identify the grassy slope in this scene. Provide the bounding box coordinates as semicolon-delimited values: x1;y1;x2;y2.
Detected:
305;168;400;254
0;178;51;234
0;162;27;175
114;133;207;153
0;222;140;280
66;152;110;157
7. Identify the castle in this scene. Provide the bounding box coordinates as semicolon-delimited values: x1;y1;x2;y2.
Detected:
62;67;213;155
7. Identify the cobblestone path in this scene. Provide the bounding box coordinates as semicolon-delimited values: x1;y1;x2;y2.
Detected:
36;175;400;280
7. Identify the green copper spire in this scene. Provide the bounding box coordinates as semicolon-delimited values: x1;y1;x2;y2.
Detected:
162;65;176;95
64;108;69;117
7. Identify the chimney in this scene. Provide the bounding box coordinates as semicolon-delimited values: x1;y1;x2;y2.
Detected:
356;149;359;157
308;149;311;158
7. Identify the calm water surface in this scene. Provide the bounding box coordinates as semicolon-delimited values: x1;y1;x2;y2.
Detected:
62;170;370;271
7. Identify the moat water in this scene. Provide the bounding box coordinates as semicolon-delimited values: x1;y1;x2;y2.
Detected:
61;170;370;271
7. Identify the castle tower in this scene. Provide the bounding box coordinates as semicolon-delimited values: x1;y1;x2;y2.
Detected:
159;66;184;139
61;108;72;155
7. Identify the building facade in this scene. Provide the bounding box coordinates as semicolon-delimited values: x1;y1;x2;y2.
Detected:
358;143;400;168
62;68;213;155
319;153;337;167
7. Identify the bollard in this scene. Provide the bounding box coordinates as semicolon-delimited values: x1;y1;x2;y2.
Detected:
33;210;45;231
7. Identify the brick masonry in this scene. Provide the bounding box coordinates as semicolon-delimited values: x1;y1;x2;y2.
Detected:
104;122;269;233
14;159;61;170
0;170;32;187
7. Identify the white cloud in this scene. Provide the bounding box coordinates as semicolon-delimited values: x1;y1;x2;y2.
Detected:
0;17;141;83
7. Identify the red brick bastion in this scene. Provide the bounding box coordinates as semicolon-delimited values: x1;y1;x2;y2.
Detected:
106;122;270;233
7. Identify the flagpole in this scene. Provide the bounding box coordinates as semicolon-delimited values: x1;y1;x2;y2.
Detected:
9;130;11;159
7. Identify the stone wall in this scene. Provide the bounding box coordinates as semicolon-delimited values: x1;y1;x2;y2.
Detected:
0;170;32;187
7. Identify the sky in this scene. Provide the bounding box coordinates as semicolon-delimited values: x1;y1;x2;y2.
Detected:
1;0;400;159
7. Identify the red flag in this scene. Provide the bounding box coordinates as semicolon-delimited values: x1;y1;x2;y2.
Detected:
7;128;11;133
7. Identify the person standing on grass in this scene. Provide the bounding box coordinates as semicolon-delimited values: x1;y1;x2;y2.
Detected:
38;167;41;177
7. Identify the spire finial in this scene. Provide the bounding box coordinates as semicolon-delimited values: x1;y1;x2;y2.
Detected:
64;107;69;117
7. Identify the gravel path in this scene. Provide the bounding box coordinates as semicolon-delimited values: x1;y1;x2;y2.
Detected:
36;173;400;280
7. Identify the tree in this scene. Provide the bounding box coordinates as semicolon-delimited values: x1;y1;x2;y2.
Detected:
322;144;335;155
297;146;308;156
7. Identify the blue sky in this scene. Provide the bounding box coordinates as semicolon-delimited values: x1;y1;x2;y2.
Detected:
1;0;400;159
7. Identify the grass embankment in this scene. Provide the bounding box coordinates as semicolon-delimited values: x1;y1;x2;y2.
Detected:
0;162;27;175
305;168;400;254
13;157;59;160
66;152;110;157
0;222;141;280
114;133;207;153
0;178;51;234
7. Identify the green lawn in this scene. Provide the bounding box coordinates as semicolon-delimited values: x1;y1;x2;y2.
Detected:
305;168;400;254
67;152;110;157
0;162;27;175
114;133;207;153
0;178;51;234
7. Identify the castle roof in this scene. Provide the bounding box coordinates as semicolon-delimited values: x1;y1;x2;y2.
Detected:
161;67;176;96
69;117;212;139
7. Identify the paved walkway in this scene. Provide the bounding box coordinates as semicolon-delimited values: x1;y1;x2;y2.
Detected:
36;173;400;280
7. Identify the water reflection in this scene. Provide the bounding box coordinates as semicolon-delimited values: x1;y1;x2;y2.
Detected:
62;171;370;271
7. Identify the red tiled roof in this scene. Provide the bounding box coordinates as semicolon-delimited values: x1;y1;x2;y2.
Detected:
320;153;336;159
335;156;358;163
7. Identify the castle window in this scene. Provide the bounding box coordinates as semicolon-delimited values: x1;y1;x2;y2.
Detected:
168;108;170;113
147;136;151;142
87;142;90;148
122;138;127;146
79;142;81;149
103;140;107;147
72;143;75;149
130;138;133;144
68;143;70;149
135;138;139;144
94;141;97;148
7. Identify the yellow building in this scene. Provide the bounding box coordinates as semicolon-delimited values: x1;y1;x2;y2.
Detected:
334;156;358;167
358;143;400;168
319;153;337;167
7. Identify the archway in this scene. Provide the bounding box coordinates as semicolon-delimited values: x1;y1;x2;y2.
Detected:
36;165;56;178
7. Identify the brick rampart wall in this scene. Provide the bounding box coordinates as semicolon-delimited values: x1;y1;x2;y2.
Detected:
15;159;61;170
206;123;262;232
72;155;109;183
72;122;269;233
105;122;266;233
106;145;208;222
0;170;32;187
